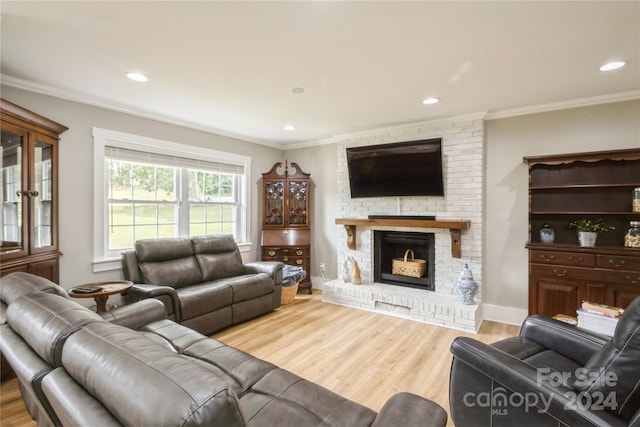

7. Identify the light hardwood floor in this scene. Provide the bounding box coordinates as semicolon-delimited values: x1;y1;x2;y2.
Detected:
1;290;520;426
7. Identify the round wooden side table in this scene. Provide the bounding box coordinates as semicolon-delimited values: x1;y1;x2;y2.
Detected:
68;281;133;313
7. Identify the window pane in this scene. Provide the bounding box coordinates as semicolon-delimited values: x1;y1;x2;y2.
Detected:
158;224;175;238
221;223;234;234
110;204;133;225
190;204;204;222
108;225;133;250
158;204;176;224
155;167;176;200
132;165;157;200
135;204;157;225
190;223;206;236
135;225;157;240
221;205;234;222
206;205;221;222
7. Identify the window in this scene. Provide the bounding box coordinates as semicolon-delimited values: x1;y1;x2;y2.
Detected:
94;128;251;270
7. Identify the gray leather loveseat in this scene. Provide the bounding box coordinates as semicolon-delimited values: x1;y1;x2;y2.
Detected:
121;234;284;335
0;272;448;427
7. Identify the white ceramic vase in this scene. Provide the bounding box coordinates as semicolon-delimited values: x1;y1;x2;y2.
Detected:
578;231;598;247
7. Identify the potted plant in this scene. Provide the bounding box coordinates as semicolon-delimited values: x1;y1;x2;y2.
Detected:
568;219;614;247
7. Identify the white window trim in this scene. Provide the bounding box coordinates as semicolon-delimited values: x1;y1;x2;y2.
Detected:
92;127;251;272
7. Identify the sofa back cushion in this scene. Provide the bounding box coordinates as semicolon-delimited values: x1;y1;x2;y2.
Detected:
193;235;244;281
135;237;203;288
6;292;102;366
1;272;69;305
574;296;640;421
62;322;246;427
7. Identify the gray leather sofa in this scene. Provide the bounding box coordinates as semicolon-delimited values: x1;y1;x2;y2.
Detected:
121;234;284;335
0;272;448;427
449;297;640;427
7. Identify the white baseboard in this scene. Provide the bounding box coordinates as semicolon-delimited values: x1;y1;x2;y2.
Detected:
482;303;528;326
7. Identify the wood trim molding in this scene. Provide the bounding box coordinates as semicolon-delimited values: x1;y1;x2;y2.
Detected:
335;218;470;258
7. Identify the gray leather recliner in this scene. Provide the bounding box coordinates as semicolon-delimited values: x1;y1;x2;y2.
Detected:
449;297;640;427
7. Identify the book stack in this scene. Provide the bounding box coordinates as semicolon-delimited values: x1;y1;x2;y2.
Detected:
577;302;624;336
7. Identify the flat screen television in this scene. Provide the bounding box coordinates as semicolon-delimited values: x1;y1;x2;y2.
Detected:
346;138;444;198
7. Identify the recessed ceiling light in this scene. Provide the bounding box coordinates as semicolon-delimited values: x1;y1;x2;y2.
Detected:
284;124;296;131
600;61;626;71
126;72;148;82
422;97;440;105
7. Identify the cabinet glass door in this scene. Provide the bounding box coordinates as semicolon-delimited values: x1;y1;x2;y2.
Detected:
264;180;284;227
287;179;309;227
31;136;56;252
1;127;27;257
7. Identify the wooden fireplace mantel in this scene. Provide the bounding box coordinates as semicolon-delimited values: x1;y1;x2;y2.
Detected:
335;218;470;258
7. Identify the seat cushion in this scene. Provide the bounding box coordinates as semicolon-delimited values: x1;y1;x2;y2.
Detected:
226;274;274;303
240;368;376;427
176;281;233;320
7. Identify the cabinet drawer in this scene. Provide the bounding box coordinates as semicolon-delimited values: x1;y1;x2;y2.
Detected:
596;254;640;272
530;250;595;267
531;264;587;280
262;247;308;258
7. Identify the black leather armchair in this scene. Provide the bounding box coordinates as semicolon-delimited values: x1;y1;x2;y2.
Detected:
449;297;640;427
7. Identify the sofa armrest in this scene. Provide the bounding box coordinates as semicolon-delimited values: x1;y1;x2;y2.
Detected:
124;284;181;322
371;392;447;427
520;315;609;365
99;298;167;330
450;337;626;427
244;261;284;285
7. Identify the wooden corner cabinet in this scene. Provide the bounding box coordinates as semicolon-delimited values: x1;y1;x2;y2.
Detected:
261;161;312;293
0;99;67;282
524;149;640;317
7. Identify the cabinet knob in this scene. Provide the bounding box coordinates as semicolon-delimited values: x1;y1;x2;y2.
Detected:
283;257;288;262
296;250;303;255
566;255;583;261
553;269;568;277
268;250;276;256
540;254;555;261
608;259;626;268
296;259;303;265
625;275;639;284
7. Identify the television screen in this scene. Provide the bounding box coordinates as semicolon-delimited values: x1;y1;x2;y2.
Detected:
346;138;444;198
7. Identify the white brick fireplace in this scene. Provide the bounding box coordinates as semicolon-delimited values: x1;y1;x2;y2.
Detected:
322;114;485;332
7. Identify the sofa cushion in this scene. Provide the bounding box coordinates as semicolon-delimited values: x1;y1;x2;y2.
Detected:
176;281;233;320
193;234;245;281
1;272;68;305
6;293;102;366
241;368;377;427
226;274;274;303
62;322;246;427
139;256;203;288
135;236;194;262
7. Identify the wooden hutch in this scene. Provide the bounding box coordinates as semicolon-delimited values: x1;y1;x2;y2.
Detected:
1;99;67;282
524;149;640;317
260;161;312;293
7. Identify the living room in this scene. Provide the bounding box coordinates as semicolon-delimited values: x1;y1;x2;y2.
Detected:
2;2;640;426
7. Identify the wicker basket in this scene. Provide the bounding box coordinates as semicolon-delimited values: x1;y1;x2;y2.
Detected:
392;249;426;278
281;282;299;305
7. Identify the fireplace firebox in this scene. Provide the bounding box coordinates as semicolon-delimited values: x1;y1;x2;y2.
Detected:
374;231;435;290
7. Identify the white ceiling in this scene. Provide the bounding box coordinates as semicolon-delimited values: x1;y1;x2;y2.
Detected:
1;1;639;148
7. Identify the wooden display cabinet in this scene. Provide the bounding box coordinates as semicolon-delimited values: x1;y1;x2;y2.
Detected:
1;99;67;282
261;161;312;293
524;149;640;317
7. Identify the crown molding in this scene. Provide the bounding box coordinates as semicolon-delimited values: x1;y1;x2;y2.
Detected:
0;74;286;150
485;90;640;120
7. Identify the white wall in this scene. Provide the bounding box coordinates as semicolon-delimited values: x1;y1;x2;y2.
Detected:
1;86;285;289
484;99;640;316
